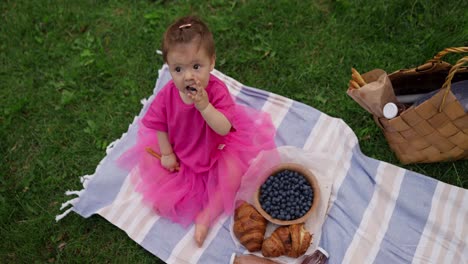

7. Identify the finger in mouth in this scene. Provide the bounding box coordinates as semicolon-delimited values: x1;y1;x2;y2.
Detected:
186;86;197;92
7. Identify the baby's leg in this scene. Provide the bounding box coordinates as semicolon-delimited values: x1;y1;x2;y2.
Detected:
195;157;243;247
194;223;209;248
194;190;224;247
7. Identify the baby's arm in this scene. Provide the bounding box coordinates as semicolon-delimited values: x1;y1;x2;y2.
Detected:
156;131;179;171
189;81;232;136
200;104;231;136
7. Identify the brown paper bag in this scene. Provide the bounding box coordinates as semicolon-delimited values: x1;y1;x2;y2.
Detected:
347;69;398;117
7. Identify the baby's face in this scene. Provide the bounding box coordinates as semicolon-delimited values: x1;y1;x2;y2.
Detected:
166;39;215;94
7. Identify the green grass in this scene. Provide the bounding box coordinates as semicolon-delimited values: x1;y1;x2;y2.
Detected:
1;0;467;263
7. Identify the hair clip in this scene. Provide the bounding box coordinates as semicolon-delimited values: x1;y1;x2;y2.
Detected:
179;23;192;29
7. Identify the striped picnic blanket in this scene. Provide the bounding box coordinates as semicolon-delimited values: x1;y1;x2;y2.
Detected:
57;64;468;264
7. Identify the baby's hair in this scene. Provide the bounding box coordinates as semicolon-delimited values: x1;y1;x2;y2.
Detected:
162;16;215;63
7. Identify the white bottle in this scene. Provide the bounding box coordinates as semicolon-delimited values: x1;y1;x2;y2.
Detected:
383;102;400;119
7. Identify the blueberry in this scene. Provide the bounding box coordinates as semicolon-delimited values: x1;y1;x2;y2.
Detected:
259;169;316;221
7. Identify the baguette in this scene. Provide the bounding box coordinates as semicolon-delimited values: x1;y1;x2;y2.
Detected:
349;79;360;90
351;68;367;87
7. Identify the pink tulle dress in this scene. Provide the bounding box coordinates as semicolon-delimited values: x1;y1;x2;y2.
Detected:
118;74;277;227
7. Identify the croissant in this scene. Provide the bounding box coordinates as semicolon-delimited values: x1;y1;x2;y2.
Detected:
233;202;268;252
261;224;312;258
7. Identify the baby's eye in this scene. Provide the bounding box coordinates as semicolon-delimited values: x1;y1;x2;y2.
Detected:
175;66;181;72
193;64;200;70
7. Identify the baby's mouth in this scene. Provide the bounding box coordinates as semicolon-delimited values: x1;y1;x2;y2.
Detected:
186;86;197;92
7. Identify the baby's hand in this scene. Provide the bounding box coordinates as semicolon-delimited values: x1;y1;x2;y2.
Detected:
187;80;209;111
160;153;179;172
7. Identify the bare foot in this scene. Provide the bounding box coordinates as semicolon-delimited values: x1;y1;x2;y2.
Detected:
194;223;209;248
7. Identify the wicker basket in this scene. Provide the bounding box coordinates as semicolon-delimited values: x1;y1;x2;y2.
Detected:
375;47;468;164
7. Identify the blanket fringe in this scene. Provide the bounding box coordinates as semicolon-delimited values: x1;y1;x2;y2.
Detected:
55;190;83;222
55;99;145;222
56;63;163;222
65;190;83;196
55;207;74;222
80;174;93;188
60;197;79;210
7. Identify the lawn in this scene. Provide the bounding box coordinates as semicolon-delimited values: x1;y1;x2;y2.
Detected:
1;0;467;263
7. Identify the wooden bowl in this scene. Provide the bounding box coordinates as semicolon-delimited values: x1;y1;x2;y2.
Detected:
253;163;320;226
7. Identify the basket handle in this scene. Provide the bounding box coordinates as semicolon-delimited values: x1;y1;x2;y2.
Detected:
438;56;468;112
427;47;468;63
